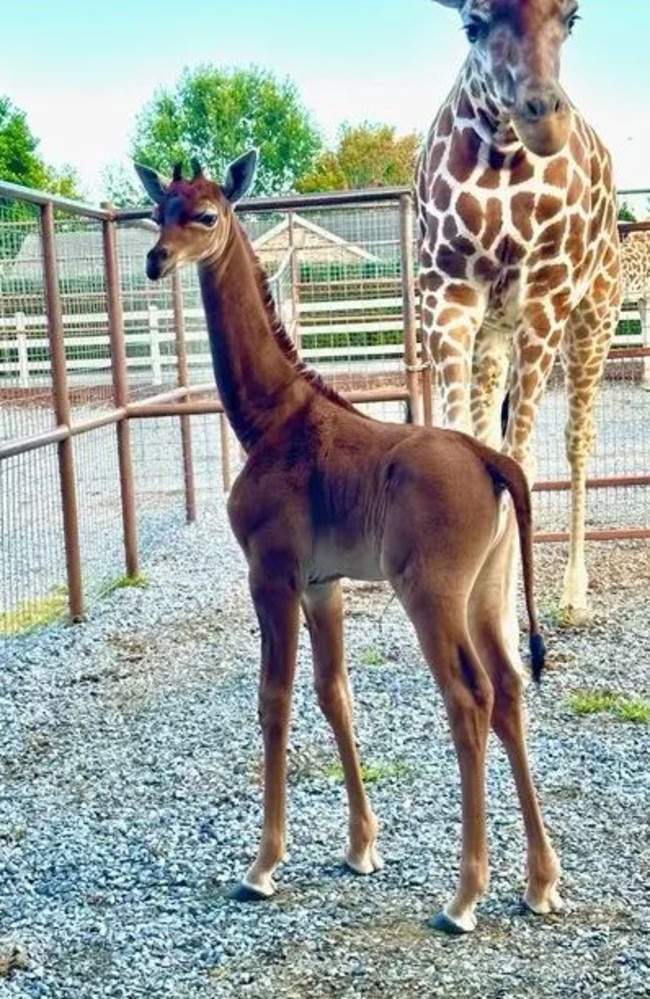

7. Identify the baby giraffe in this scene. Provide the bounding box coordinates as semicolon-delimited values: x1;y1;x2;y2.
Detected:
135;150;561;934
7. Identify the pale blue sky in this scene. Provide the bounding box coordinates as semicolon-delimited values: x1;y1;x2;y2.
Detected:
4;0;650;202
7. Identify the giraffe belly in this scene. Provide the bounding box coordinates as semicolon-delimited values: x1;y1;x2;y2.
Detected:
308;537;385;585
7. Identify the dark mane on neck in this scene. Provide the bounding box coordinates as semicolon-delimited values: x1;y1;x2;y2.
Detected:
235;219;360;415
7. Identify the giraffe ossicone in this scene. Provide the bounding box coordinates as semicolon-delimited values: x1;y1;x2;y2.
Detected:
417;0;622;624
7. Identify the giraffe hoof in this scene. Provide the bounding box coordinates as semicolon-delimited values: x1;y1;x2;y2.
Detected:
556;604;591;628
344;842;385;876
228;878;275;902
429;908;476;935
523;886;564;916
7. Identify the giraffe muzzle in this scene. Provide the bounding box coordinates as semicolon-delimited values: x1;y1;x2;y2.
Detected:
513;86;571;158
146;245;173;281
520;86;565;124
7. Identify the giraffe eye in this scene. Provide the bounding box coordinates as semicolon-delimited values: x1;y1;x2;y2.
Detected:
566;11;580;33
464;18;487;44
195;212;218;228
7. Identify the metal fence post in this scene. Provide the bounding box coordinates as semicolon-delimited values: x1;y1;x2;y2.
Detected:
288;211;301;350
641;299;650;390
220;413;232;493
102;215;139;579
171;271;197;522
148;305;162;383
40;202;85;622
15;312;29;388
399;193;423;425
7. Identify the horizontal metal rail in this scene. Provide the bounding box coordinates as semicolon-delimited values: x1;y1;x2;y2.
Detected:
536;528;650;542
116;186;411;223
534;474;650;492
0;179;113;220
0;408;127;460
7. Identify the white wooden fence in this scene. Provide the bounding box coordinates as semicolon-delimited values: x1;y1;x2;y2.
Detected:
0;296;647;388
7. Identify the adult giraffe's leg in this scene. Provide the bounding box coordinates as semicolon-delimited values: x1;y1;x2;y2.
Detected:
231;562;301;901
501;311;566;649
559;300;618;621
302;582;383;876
641;296;650;390
395;582;494;934
418;270;486;432
469;553;563;916
470;319;512;449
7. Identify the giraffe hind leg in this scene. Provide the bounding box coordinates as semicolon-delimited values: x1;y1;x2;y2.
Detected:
303;582;383;879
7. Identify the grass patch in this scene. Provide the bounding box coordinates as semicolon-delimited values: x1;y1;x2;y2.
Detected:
98;573;148;599
323;759;413;783
568;690;620;716
568;689;650;724
612;698;650;724
1;574;148;638
0;586;68;637
360;647;386;667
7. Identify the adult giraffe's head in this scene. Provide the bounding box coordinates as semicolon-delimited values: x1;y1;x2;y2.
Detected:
434;0;579;156
134;150;258;280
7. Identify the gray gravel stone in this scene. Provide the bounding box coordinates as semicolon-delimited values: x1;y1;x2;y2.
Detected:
1;501;649;997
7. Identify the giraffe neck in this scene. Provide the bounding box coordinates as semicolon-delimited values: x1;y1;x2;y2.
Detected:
450;58;524;152
198;221;355;451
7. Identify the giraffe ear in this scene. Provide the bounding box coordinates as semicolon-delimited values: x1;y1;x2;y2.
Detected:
222;149;258;205
134;163;168;205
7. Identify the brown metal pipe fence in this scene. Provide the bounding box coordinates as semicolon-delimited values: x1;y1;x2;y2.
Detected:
1;178;649;638
40;201;85;623
103;214;139;579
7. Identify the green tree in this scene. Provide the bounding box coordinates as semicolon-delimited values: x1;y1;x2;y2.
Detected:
296;122;422;193
130;65;322;197
618;201;636;222
0;96;83;259
0;96;45;189
100;162;143;208
0;96;82;196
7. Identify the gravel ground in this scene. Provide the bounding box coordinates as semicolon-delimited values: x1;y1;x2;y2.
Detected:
1;499;649;998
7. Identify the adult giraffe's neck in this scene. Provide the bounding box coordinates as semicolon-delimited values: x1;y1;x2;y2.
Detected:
198;222;311;451
450;58;520;152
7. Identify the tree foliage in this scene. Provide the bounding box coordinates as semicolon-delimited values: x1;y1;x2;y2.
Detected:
100;162;144;208
130;65;323;197
296;122;422;193
0;96;81;197
618;201;636;223
0;96;83;259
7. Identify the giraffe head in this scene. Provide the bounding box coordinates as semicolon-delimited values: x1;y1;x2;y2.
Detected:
434;0;579;156
134;150;258;280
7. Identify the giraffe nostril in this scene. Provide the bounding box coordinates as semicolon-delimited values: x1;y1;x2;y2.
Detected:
146;245;172;280
525;97;546;121
522;88;564;123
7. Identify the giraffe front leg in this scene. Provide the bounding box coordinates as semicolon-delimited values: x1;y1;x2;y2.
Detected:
302;583;383;878
470;320;512;449
559;303;617;624
230;564;301;902
418;272;486;433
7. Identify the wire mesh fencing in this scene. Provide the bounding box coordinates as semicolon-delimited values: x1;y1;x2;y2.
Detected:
1;179;649;664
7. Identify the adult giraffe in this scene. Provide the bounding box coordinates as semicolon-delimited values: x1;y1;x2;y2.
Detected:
135;150;560;934
620;227;650;388
416;0;621;623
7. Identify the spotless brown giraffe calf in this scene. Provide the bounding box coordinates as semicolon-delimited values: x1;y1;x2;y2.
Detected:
417;0;621;625
136;150;561;934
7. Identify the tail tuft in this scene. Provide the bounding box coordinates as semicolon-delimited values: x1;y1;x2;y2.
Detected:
529;633;546;684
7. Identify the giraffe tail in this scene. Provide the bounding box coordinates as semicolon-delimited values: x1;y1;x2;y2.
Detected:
480;448;546;683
